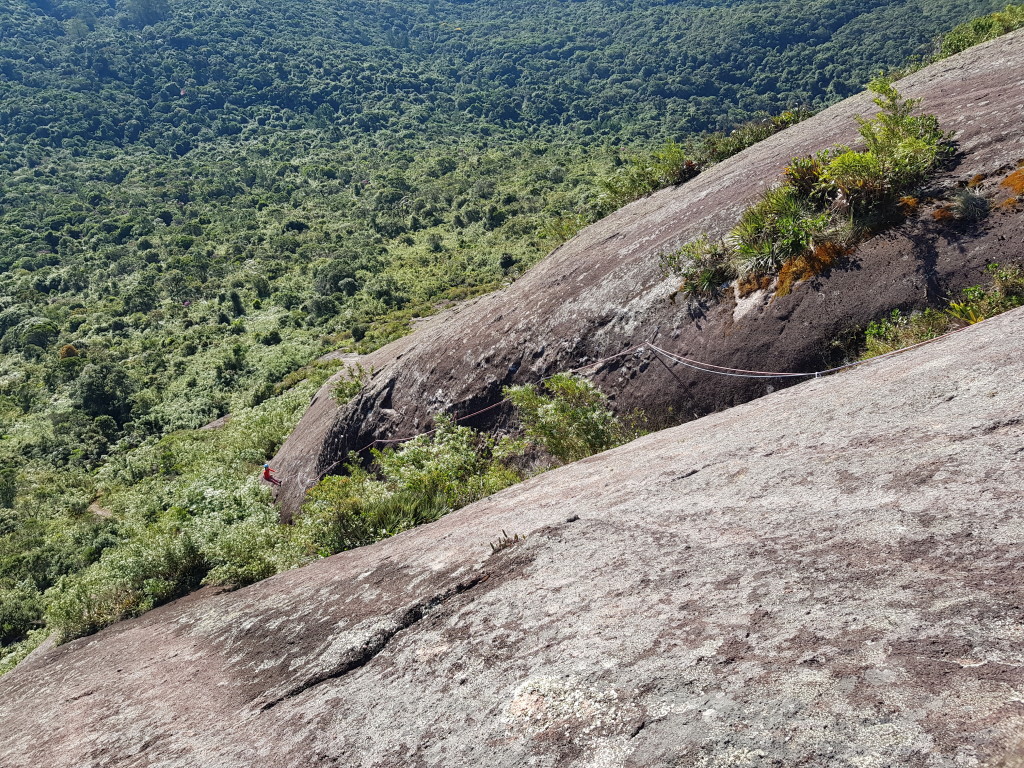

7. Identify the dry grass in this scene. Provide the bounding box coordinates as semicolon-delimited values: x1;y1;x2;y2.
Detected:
898;196;919;215
932;206;955;221
736;273;774;297
1002;168;1024;195
967;173;987;188
775;241;847;297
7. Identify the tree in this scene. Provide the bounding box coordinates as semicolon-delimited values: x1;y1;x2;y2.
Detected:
73;361;136;426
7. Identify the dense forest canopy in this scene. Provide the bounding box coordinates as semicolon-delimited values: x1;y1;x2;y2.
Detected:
0;0;1012;668
0;0;1005;159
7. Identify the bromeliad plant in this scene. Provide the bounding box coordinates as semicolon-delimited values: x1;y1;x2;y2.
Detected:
664;80;954;299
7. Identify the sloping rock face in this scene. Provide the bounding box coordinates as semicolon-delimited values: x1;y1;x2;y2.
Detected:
273;30;1024;517
3;307;1024;767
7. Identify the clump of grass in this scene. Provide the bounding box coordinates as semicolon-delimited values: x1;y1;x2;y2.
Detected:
490;530;526;555
729;186;830;278
660;236;737;299
988;262;1024;301
951;188;990;221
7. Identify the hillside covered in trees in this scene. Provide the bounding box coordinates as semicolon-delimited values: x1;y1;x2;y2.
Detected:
0;0;1017;670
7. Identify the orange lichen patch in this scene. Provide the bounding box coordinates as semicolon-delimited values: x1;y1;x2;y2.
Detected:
933;206;955;221
775;241;847;297
737;273;773;297
1002;169;1024;195
997;196;1020;210
967;174;987;188
898;196;919;215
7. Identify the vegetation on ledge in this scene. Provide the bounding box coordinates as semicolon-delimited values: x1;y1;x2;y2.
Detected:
662;81;953;300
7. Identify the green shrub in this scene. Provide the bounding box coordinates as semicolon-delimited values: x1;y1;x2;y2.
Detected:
817;81;950;218
504;374;636;464
859;263;1024;358
368;415;525;509
0;629;48;677
990;263;1024;300
862;308;953;358
660;235;738;299
665;82;951;294
298;484;450;556
200;512;298;588
331;363;368;405
0;581;44;645
729;186;828;277
694;108;811;165
817;149;887;212
0;467;16;509
939;4;1024;58
597;141;697;214
297;416;525;557
45;528;207;642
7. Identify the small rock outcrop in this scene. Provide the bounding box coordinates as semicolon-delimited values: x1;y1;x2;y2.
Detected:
272;30;1024;517
3;305;1023;767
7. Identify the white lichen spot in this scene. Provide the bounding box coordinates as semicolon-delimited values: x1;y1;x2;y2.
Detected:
689;747;768;767
503;676;641;757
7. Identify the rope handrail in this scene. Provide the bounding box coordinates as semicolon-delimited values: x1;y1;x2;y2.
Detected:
312;323;969;481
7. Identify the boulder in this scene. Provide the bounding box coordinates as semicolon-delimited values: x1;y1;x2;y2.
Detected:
3;304;1023;767
272;29;1024;518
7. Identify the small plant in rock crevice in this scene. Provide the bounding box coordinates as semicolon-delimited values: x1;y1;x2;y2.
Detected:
490;530;527;555
950;188;990;222
660;236;737;299
331;362;370;405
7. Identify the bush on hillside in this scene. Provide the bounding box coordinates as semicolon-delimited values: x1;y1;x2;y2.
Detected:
297;416;525;556
45;528;206;642
504;374;637;464
859;263;1024;358
939;4;1024;57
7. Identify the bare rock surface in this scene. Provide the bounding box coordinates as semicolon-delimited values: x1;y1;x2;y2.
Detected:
272;30;1024;517
3;304;1024;767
